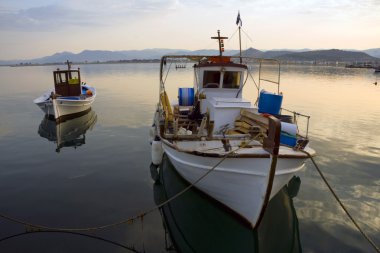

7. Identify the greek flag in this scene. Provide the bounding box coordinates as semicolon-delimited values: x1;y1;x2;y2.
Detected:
236;11;242;26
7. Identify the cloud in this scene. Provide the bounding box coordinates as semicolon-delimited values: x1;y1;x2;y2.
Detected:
0;5;97;31
61;0;180;13
0;1;180;31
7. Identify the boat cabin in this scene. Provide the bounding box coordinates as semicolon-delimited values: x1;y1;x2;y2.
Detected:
53;68;81;97
191;57;253;133
173;30;256;134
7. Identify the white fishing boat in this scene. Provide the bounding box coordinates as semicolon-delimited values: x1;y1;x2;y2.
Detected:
150;30;316;228
34;61;96;121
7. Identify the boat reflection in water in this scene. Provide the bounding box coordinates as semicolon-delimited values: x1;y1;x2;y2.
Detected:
38;109;97;152
152;155;302;253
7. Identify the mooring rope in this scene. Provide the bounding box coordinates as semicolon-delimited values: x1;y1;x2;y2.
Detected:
2;144;378;252
0;230;142;253
301;150;380;253
0;140;254;233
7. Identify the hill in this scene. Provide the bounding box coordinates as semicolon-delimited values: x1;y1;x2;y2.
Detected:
234;48;379;63
30;49;187;64
276;49;378;62
1;48;379;65
239;48;264;58
0;49;242;65
363;48;380;58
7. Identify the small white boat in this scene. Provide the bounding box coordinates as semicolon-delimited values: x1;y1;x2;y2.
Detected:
34;61;96;121
151;30;316;228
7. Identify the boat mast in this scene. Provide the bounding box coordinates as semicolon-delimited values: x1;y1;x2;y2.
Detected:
66;60;73;79
211;30;228;57
238;26;242;63
236;11;243;63
66;60;72;71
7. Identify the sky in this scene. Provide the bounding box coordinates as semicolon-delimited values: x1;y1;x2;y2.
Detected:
0;0;379;60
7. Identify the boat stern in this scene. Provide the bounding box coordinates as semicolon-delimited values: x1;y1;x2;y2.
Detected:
33;91;53;115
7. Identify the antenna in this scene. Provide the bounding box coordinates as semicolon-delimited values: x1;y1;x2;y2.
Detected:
211;30;228;57
66;60;72;70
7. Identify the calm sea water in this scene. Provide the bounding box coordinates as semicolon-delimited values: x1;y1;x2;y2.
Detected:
0;63;379;252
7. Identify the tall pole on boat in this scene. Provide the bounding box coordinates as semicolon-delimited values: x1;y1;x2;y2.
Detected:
66;60;71;71
211;30;228;57
238;26;242;63
236;11;243;63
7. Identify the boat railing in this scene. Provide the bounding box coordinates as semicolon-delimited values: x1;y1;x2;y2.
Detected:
240;59;311;140
256;58;281;95
159;55;280;92
280;107;310;139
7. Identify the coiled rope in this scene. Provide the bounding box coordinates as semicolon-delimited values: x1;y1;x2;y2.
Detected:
301;150;380;253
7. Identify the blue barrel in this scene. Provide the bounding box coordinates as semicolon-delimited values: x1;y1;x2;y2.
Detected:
258;90;283;115
280;132;297;147
178;88;194;106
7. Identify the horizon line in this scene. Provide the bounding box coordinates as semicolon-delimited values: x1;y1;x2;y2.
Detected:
1;47;379;62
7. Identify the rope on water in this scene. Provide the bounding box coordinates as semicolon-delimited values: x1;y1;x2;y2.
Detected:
0;139;255;233
6;140;376;252
0;230;142;253
301;150;380;253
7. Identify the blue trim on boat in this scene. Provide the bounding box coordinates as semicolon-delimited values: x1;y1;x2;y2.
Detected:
59;97;81;100
81;86;88;94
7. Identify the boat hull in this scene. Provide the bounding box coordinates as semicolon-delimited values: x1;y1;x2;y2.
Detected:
154;155;302;252
162;142;306;227
34;87;96;121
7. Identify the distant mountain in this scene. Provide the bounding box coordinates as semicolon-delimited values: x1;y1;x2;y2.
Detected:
261;50;293;58
239;48;264;58
363;48;380;58
166;49;240;56
30;49;183;64
35;51;77;63
276;49;379;62
0;49;242;65
234;48;379;62
235;48;316;59
1;48;379;65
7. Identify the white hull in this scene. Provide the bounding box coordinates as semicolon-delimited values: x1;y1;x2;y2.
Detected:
162;142;308;227
34;86;96;120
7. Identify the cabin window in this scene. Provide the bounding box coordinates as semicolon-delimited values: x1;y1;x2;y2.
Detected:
68;71;80;85
55;72;67;85
70;71;79;80
203;71;220;88
222;71;241;89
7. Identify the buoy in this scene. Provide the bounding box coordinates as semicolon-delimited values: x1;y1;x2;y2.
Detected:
151;136;163;165
86;90;93;96
149;125;156;144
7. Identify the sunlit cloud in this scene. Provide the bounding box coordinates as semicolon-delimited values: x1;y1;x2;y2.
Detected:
0;5;97;31
0;0;181;31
